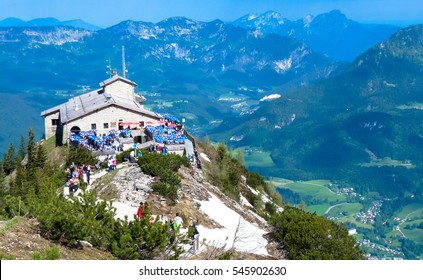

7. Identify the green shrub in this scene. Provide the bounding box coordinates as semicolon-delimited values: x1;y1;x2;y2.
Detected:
0;195;29;218
0;250;16;260
116;148;135;163
246;172;266;189
244;190;260;208
65;146;97;167
265;201;277;215
138;151;189;203
270;206;366;260
111;215;185;260
32;246;61;260
152;183;178;204
203;142;244;201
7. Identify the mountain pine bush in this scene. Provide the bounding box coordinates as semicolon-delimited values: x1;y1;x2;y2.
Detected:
270;206;366;260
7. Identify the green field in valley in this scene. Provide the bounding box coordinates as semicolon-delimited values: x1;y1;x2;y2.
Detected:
326;203;364;216
396;203;423;219
400;219;423;244
244;150;277;169
273;178;350;215
307;204;331;215
284;180;345;203
360;157;415;169
232;146;278;171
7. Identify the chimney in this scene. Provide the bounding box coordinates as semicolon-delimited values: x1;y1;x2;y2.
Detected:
112;70;118;76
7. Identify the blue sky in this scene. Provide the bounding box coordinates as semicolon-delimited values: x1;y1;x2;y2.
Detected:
1;0;422;27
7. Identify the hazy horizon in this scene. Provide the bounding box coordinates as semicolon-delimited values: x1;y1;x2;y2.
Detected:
1;0;422;28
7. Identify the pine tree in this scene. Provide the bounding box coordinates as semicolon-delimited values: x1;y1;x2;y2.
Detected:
27;128;36;176
2;143;17;175
35;144;48;169
216;143;228;164
9;159;27;198
18;135;26;160
0;161;5;195
235;148;245;166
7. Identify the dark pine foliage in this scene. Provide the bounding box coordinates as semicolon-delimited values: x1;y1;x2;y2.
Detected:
270;206;366;260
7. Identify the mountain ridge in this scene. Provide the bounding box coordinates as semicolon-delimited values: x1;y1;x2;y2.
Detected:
232;10;401;61
212;24;423;198
0;15;342;154
0;17;102;31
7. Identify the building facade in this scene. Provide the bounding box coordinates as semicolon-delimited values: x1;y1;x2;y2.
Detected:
41;73;162;144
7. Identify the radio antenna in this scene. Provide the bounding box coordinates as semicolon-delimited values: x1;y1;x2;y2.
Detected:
122;45;127;78
106;58;112;77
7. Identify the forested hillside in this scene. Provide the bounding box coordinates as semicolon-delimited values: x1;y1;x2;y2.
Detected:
0;130;364;260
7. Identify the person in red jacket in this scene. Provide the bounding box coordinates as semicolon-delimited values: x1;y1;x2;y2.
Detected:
137;202;144;219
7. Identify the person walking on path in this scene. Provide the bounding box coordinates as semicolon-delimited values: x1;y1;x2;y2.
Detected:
137;202;145;219
173;213;183;232
84;163;91;185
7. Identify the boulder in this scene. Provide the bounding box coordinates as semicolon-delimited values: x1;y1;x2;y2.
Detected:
134;180;152;192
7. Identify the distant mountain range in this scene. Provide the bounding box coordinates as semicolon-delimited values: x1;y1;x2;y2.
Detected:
0;17;102;31
0;14;344;155
212;24;423;198
232;10;401;61
0;10;401;61
0;10;405;163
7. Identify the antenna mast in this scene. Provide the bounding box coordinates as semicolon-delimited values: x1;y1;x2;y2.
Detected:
106;58;112;77
122;45;127;78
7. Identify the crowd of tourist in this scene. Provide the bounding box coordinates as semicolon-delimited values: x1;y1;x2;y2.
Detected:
65;161;92;194
69;129;123;152
68;114;188;153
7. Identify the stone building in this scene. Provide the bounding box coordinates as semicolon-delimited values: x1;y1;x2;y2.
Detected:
41;72;162;144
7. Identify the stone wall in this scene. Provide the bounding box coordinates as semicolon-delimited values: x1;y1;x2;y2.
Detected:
44;111;60;140
104;80;134;100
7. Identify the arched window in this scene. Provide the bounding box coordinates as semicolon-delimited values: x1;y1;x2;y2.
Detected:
70;126;81;134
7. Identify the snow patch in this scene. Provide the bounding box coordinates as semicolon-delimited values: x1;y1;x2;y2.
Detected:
196;193;268;255
251;29;263;38
248;14;259;21
22;28;90;45
303;15;314;28
274;58;292;73
260;94;281;102
240;194;254;208
200;153;211;162
383;81;396;87
112;201;138;221
230;135;244;142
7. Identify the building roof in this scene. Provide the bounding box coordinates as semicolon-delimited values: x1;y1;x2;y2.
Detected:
41;74;159;122
99;75;137;88
41;88;161;123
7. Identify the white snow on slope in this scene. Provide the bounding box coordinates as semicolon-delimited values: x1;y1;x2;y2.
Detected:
195;193;268;256
260;94;281;102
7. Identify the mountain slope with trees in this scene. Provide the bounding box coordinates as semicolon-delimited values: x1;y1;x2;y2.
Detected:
212;24;423;198
0;130;365;260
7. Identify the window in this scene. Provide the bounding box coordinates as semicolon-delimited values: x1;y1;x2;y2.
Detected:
140;121;145;127
91;123;97;130
103;123;109;129
51;119;59;126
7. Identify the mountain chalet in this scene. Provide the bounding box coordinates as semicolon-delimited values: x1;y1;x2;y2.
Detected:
41;71;162;145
